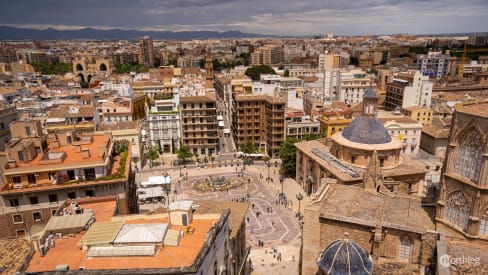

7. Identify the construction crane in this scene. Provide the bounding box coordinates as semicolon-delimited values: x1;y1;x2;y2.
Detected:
456;41;488;80
458;41;467;80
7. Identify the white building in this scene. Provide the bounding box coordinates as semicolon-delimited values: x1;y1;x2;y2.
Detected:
378;112;423;155
417;51;450;79
337;69;375;105
385;70;433;110
147;91;181;153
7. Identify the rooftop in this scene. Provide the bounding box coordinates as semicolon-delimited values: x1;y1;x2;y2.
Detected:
4;134;111;176
456;100;488;117
26;201;220;273
319;185;435;233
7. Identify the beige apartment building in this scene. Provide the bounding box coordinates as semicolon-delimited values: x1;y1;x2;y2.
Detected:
231;94;285;157
0;120;133;238
179;93;218;156
251;45;282;65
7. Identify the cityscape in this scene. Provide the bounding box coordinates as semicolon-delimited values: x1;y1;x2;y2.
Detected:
0;2;488;275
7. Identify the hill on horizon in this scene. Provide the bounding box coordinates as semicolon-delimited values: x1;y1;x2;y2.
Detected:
0;26;272;40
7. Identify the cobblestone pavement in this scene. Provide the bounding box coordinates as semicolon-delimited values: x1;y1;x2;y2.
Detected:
136;158;308;274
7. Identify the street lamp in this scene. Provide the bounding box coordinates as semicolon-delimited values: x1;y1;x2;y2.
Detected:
296;193;303;220
267;162;271;182
280;175;284;201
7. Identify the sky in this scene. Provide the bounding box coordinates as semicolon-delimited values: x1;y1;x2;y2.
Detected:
0;0;487;36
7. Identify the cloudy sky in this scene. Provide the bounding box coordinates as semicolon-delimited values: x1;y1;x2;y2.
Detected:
1;0;487;36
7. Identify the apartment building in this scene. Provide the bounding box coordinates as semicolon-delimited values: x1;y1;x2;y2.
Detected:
0;103;18;150
302;93;324;120
403;106;433;126
180;92;218;156
139;36;155;67
98;95;145;124
251;45;282;65
417;51;450;79
232;94;285;157
384;71;433;111
147;92;181;153
318;109;353;138
337;70;375;105
0;120;133;238
45;105;97;139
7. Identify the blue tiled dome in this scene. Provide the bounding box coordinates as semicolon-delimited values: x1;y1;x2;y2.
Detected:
341;116;392;144
317;236;373;275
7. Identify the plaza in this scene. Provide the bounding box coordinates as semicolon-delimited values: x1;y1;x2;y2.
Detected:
136;155;306;274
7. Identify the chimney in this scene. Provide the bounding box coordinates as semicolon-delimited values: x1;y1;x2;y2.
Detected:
81;149;90;159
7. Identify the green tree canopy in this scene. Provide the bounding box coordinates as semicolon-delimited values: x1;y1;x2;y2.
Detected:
114;63;149;74
240;139;257;154
145;146;159;168
30;62;72;75
279;138;299;177
245;65;276;80
176;143;193;163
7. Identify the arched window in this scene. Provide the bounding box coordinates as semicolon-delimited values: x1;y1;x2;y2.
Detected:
398;237;411;260
454;130;483;183
444;191;470;232
479;209;488;236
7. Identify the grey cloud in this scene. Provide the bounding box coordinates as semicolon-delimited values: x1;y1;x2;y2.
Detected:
0;0;487;35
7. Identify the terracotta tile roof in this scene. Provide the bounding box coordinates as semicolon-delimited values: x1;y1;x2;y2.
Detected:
25;217;219;273
194;200;249;239
320;184;435;232
0;239;31;275
421;125;450;139
48;105;95;118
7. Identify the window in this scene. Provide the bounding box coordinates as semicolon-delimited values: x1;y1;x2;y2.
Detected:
398;237;411;260
454;130;483;183
30;196;39;205
27;174;36;185
67;192;76;199
12;176;21;184
16;229;26;237
85;190;94;197
32;212;42;222
10;198;19;207
351;156;356;164
25;126;31;136
12;214;23;224
480;210;488;236
18;151;24;161
445;191;470;232
48;194;58;203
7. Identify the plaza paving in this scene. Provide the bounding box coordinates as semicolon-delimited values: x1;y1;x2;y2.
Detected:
136;155;307;274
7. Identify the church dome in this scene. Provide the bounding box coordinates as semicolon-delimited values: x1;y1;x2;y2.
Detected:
341;116;392;144
317;234;373;275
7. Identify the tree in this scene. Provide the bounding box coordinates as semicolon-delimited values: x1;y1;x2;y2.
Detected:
146;146;159;168
279;138;299;177
284;69;290;77
241;139;256;154
176;143;193;164
245;65;276;80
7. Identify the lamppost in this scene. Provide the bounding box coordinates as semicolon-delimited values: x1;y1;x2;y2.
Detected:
296;193;303;220
267;162;271;182
280;175;284;201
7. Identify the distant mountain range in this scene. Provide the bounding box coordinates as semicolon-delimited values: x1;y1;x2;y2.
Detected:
0;26;271;40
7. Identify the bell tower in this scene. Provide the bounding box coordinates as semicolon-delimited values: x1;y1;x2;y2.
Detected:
362;86;378;117
204;55;213;81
